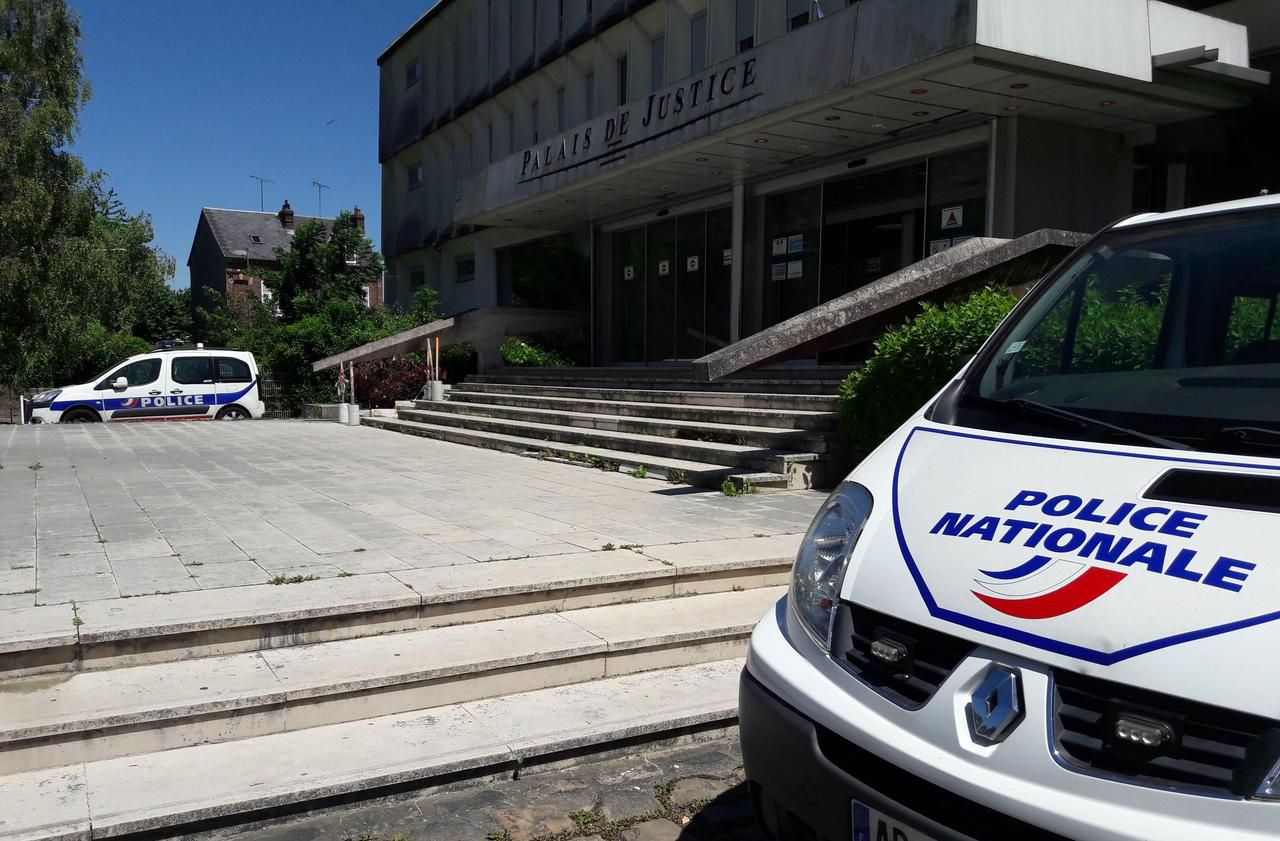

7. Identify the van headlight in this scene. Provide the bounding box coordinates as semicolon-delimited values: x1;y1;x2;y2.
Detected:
790;481;873;650
1256;758;1280;800
31;389;61;404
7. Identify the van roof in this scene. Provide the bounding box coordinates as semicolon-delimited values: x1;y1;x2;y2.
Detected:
143;347;254;355
1113;193;1280;230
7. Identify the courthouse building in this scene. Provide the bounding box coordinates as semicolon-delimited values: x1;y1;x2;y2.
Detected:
378;0;1275;367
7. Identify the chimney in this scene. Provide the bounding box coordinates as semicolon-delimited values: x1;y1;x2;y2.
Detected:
353;206;365;233
277;199;294;230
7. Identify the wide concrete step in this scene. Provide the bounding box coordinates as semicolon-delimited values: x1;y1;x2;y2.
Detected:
0;659;742;841
391;408;821;473
0;588;782;774
469;371;842;395
411;399;828;453
362;415;798;488
446;389;839;430
0;537;798;680
460;381;840;411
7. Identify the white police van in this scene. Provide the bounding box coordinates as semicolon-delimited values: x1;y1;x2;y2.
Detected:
29;345;265;423
741;194;1280;841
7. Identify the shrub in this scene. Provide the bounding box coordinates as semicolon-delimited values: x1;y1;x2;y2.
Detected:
500;335;574;367
839;287;1018;456
354;357;435;408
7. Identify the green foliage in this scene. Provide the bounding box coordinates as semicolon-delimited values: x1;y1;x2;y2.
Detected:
839;287;1019;455
256;213;383;322
632;464;648;479
499;335;575;367
0;0;178;390
411;284;441;323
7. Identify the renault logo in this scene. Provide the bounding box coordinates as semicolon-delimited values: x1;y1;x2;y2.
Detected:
968;666;1024;744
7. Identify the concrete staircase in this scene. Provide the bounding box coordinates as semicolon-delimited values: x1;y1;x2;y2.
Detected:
362;369;845;491
0;535;795;839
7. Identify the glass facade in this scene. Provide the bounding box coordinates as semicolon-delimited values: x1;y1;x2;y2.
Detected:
604;143;990;364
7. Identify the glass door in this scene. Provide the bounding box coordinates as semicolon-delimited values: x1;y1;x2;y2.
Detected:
645;219;678;363
611;228;646;363
675;213;708;359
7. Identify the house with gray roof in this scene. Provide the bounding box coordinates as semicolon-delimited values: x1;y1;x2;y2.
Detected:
187;200;382;319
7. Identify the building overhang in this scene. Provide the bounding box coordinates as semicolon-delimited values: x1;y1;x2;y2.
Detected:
454;0;1266;232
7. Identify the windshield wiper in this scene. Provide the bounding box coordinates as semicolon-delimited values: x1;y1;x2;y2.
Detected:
1211;426;1280;449
977;396;1192;451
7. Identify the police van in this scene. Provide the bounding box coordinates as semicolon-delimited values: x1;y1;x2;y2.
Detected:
29;345;265;423
741;195;1280;841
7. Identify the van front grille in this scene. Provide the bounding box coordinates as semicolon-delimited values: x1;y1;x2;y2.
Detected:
1053;670;1280;796
829;603;974;708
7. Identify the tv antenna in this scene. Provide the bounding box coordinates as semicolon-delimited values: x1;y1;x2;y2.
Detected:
312;180;330;218
249;175;276;211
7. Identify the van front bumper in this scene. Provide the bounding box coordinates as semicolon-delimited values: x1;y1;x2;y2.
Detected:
742;599;1277;841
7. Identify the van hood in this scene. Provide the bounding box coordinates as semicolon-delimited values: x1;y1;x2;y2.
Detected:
846;422;1280;716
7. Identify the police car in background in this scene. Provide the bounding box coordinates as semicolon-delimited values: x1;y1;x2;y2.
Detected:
742;194;1280;841
29;345;264;423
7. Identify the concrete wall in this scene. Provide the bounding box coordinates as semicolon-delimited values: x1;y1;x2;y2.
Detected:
990;117;1133;238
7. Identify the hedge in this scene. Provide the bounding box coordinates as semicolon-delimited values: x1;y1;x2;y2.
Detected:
839;287;1019;456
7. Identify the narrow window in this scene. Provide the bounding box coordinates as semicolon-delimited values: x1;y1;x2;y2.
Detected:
736;0;754;53
617;55;629;106
531;99;540;144
404;58;422;88
556;86;566;132
690;12;707;73
650;34;665;91
456;256;477;284
787;0;810;31
408;162;424;191
585;71;596;116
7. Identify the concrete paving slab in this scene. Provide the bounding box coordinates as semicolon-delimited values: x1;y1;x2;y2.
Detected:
188;561;273;590
393;551;669;602
0;605;77;655
637;534;801;572
83;704;503;837
73;573;419;644
564;588;784;651
259;612;605;699
33;573;120;606
0;765;90;841
0;653;284;742
463;659;741;755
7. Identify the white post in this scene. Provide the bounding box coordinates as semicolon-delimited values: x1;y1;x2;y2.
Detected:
18;395;25;425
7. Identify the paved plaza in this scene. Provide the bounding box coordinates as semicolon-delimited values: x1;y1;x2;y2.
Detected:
0;421;824;611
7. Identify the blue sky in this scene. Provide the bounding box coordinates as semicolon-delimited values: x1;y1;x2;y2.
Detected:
72;0;435;288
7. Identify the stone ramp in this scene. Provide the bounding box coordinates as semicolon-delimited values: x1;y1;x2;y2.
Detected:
692;229;1090;381
0;660;743;841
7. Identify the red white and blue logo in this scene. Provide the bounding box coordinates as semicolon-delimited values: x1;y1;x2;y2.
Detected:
891;426;1280;665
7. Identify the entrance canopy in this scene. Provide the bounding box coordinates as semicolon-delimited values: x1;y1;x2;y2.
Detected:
454;0;1266;230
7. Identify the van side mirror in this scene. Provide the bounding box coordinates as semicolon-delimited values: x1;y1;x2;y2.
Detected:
113;376;128;391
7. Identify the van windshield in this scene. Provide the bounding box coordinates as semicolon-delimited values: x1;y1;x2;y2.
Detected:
957;208;1280;455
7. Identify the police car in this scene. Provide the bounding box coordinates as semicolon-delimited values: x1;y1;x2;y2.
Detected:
29;345;265;423
741;194;1280;841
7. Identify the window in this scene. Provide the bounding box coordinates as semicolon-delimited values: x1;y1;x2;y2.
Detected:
584;72;595;117
361;285;372;307
1225;294;1278;361
650;35;666;91
404;58;421;88
531;98;540;144
736;0;755;52
408;162;423;190
488;122;494;161
249;235;262;244
690;12;708;73
98;358;160;390
616;55;629;106
171;356;213;385
456;256;476;284
787;0;810;31
214;357;251;383
410;268;426;288
556;86;566;132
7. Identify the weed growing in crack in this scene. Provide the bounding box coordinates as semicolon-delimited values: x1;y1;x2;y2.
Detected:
632;465;648;479
268;575;317;585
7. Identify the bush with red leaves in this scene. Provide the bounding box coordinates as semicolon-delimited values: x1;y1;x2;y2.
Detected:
353;357;434;408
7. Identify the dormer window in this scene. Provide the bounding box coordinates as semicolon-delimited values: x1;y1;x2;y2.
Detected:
249;235;263;244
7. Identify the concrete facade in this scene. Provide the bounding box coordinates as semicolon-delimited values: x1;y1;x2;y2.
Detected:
379;0;1269;364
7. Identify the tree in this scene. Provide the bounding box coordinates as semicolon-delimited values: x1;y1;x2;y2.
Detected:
0;0;176;389
257;212;384;322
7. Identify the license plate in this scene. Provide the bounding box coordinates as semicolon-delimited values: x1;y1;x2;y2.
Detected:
852;801;941;841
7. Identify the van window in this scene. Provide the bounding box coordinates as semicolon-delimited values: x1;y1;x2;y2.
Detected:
98;358;161;389
215;357;252;383
171;356;213;385
961;209;1280;451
